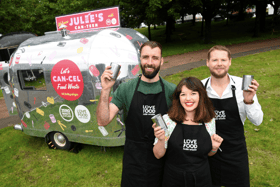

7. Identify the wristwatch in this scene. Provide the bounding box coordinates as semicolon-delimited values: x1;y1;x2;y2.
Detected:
243;99;254;105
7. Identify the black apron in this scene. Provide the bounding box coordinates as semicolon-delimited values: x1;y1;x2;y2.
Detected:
163;122;212;187
121;76;169;187
205;78;250;187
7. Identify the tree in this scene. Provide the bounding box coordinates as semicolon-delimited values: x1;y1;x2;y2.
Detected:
201;0;225;43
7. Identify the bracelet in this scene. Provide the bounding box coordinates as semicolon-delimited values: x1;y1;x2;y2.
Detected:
211;149;217;153
243;99;254;105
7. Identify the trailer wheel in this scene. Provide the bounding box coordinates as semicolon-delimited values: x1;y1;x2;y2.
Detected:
49;132;71;150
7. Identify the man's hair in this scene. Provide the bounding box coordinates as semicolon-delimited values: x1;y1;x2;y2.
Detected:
140;41;162;56
168;77;215;123
207;45;231;60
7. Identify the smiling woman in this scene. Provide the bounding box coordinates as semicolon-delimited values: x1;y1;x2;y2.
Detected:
153;77;224;187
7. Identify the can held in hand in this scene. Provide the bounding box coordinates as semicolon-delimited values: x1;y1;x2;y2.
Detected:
242;75;254;91
151;114;168;132
110;62;121;80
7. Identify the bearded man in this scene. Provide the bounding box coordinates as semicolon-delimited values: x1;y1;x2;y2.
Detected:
97;41;176;187
202;45;263;187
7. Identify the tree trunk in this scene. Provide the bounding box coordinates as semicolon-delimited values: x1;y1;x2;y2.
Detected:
148;24;152;40
201;16;204;37
226;0;230;26
204;17;212;43
273;4;280;25
154;24;156;29
254;2;261;37
201;4;205;37
260;1;267;32
238;0;245;21
192;13;196;26
181;13;185;24
165;18;172;42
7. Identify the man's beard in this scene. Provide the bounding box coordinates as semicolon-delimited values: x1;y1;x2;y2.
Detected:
141;64;161;79
210;67;228;79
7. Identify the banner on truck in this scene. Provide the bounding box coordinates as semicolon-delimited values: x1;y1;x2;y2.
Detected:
55;6;120;31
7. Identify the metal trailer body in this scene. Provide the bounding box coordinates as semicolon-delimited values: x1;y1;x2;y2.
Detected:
5;27;148;147
0;32;36;116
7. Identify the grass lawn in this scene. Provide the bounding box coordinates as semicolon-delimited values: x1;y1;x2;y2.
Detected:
136;17;280;57
0;49;279;186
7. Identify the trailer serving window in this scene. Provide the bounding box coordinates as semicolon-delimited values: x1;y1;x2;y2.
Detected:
18;69;47;91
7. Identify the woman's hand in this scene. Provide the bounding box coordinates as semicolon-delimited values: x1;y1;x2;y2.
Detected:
152;123;165;141
211;134;223;151
152;123;166;159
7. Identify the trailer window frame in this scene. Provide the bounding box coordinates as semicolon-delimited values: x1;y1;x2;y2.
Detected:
17;69;47;91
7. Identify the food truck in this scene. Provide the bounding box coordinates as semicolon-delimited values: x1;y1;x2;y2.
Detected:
0;7;149;150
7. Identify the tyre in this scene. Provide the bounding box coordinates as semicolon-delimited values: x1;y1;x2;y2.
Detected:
49;132;72;150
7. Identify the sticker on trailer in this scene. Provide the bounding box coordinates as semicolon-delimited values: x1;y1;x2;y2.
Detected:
77;47;83;53
59;104;74;122
51;59;84;101
75;105;91;123
98;126;108;136
15;55;21;64
49;51;57;61
44;121;50;130
4;86;10;94
25;112;30;119
47;97;55;104
57;120;67;131
49;114;56;123
21;120;27;128
131;65;140;76
80;38;89;44
95;82;102;90
14;88;19;97
36;108;45;116
42;101;48;107
27;55;32;66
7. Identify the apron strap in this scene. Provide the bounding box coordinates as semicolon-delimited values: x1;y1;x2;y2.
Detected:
204;78;210;88
159;77;166;94
231;85;236;97
135;75;142;91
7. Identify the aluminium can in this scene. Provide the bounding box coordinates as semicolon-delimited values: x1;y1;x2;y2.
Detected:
110;62;121;80
242;75;254;91
151;113;168;132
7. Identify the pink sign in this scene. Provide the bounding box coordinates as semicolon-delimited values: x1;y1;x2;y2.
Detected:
55;6;120;32
51;59;84;101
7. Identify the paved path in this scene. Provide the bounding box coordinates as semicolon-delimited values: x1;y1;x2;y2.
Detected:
1;37;280;129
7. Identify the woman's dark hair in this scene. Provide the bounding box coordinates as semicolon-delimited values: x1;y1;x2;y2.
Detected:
168;77;215;123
